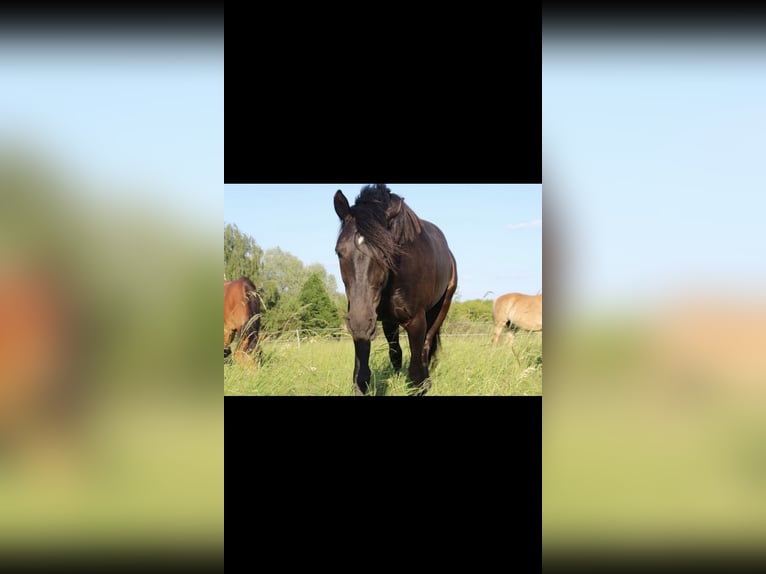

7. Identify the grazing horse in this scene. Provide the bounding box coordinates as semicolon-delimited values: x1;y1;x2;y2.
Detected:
224;276;261;360
491;292;542;346
334;184;458;396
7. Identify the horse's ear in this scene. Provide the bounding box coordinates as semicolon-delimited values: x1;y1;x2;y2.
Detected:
386;196;403;220
334;190;350;220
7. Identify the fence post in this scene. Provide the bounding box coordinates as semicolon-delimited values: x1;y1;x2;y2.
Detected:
296;329;300;348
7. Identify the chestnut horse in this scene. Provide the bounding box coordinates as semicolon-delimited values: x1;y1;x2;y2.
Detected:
491;292;542;346
224;276;261;359
0;266;79;436
334;184;458;396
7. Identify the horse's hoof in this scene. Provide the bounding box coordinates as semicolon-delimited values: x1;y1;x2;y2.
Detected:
411;379;432;396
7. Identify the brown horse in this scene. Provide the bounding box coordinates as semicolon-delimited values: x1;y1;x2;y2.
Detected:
492;292;542;346
334;184;458;396
0;266;79;433
224;276;261;360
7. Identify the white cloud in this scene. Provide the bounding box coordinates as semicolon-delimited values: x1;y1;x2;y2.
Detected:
505;219;542;230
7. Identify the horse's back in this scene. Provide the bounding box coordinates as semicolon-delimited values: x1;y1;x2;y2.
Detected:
494;293;542;331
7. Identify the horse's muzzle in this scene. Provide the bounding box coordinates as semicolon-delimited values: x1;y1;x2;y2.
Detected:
347;315;377;341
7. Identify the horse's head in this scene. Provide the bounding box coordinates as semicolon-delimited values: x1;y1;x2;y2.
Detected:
333;188;400;341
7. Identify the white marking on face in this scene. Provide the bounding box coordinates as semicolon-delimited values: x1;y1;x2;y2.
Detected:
356;235;365;246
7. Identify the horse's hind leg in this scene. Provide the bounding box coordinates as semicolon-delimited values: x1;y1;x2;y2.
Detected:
404;311;431;396
491;321;504;346
241;332;256;356
382;320;402;372
241;316;260;355
508;323;518;346
232;328;258;370
423;253;458;365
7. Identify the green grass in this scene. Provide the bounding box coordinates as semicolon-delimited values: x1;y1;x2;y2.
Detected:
224;328;542;396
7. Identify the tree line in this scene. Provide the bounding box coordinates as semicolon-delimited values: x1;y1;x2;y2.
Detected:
225;223;496;337
224;223;346;334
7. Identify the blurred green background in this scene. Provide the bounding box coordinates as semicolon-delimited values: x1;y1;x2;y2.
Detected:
544;16;766;563
0;28;222;560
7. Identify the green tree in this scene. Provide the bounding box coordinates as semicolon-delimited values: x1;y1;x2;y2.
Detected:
335;294;348;328
224;240;345;336
298;273;340;332
261;247;306;299
305;262;339;296
224;223;262;283
262;295;303;334
259;248;314;334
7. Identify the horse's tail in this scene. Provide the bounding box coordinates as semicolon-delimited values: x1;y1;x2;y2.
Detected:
426;251;458;366
426;293;447;364
241;277;261;352
426;302;446;365
431;327;442;363
244;279;260;319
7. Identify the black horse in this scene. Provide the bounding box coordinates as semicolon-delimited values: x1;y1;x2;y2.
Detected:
334;184;458;396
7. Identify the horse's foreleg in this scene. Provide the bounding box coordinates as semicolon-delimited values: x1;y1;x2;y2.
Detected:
353;339;371;396
382;320;402;372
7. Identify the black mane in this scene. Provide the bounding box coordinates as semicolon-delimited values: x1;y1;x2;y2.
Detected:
348;184;422;270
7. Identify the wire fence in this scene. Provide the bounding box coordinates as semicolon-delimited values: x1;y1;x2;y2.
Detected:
258;322;496;345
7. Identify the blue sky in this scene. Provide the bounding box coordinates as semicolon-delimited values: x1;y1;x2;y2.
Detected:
6;32;765;313
0;37;223;231
224;184;542;301
544;36;766;308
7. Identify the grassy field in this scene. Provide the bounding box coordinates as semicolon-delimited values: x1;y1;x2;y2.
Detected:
223;327;542;396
